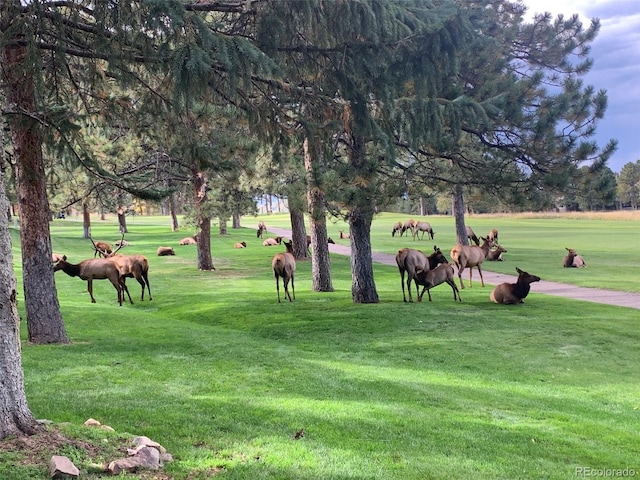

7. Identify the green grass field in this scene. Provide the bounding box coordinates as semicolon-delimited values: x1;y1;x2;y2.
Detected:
3;212;639;479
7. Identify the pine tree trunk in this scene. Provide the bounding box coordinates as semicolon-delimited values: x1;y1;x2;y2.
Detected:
304;136;333;292
0;162;39;439
232;211;241;229
452;184;469;246
83;202;91;239
117;208;128;234
192;169;215;270
218;217;227;235
169;194;179;231
289;207;308;259
1;15;69;344
349;210;378;303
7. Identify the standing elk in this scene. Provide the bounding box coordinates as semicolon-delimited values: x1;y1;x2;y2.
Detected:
415;263;461;303
92;241;113;257
401;219;416;237
257;221;267;238
272;242;296;302
395;246;448;302
563;248;587;268
53;255;131;306
412;221;434;240
450;236;494;289
486;244;507;261
179;236;197;245
157;246;175;256
490;267;540;304
392;221;403;237
106;253;152;301
466;226;480;246
488;228;499;244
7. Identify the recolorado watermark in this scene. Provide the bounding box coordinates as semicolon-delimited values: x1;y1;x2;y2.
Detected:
576;467;636;477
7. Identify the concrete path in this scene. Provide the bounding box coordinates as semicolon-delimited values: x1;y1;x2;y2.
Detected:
267;227;640;310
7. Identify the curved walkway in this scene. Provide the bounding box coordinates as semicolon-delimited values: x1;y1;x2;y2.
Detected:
268;227;640;310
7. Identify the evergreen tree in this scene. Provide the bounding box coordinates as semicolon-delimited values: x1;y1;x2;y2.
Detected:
617;161;640;209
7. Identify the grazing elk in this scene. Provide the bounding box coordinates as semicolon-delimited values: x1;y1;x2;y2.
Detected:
157;246;175;256
563;248;587;268
490;267;540;304
412;221;434;241
53;256;130;306
234;241;247;248
488;228;499;244
395;246;449;302
392;221;403;237
272;244;296;303
263;236;283;246
107;253;152;301
92;241;113;257
486;244;507;261
401;219;416;237
415;263;461;303
179;236;197;245
305;235;335;254
257;221;267;239
466;226;480;246
339;230;350;239
450;236;493;289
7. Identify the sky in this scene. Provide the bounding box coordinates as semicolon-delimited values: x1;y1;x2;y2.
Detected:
521;0;640;172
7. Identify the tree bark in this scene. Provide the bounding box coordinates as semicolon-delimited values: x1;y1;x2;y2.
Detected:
218;216;227;235
304;136;333;291
117;207;128;234
349;209;378;303
232;211;241;229
1;11;69;344
289;207;308;260
169;194;179;231
192;169;215;270
452;183;469;246
0;159;39;439
82;202;91;239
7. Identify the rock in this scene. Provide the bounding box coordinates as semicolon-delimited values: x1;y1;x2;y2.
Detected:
107;447;160;475
49;455;79;479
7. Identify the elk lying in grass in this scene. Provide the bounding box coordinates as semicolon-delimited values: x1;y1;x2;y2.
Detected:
52;253;65;263
179;236;197;245
263;236;283;246
53;256;130;306
339;230;350;239
401;219;416;237
257;221;267;238
415;263;461;303
157;246;175;256
412;221;434;240
392;221;403;237
563;248;586;268
466;226;480;246
234;241;247;248
272;245;296;302
490;267;540;304
486;244;507;261
395;246;448;302
450;236;493;289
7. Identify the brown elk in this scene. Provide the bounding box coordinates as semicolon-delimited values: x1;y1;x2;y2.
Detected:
488;228;499;244
490;267;540;304
305;235;335;254
53;256;130;306
401;219;416;237
395;246;448;302
234;241;247;248
179;237;197;245
486;244;507;261
415;263;461;303
466;226;480;246
563;248;587;268
412;221;434;241
92;241;113;257
450;236;494;289
339;230;350;239
52;253;65;263
106;253;152;301
272;244;296;303
257;221;267;239
157;246;175;256
263;236;283;246
392;221;403;237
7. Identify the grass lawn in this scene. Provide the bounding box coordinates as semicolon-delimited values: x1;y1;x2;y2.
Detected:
3;212;639;479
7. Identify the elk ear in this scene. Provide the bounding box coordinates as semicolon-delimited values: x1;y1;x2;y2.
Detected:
516;267;523;274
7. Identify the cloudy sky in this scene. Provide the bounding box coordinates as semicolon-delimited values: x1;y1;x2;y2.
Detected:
521;0;640;172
